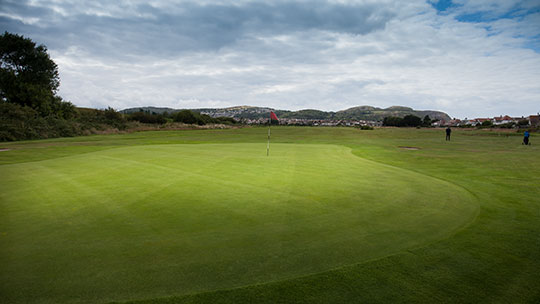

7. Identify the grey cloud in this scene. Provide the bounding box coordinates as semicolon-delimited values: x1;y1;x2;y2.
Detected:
3;1;540;118
1;0;395;59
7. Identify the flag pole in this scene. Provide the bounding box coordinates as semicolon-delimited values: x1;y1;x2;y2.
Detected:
267;118;270;156
267;111;278;156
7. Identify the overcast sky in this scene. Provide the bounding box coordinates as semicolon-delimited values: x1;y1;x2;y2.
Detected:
2;0;539;118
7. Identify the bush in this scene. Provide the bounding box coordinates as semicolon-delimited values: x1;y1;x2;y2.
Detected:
174;110;201;124
76;107;126;130
0;102;236;141
1;102;42;140
481;120;493;127
214;116;237;125
172;110;236;125
0;102;84;141
128;111;166;124
499;122;515;129
518;119;530;127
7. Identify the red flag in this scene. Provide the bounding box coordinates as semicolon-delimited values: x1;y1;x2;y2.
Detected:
270;111;278;121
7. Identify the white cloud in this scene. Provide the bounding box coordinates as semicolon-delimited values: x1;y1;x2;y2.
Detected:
0;12;40;25
2;0;540;117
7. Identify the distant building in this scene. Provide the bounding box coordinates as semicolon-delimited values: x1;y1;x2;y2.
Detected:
493;115;514;125
530;115;540;127
463;119;479;126
434;115;531;127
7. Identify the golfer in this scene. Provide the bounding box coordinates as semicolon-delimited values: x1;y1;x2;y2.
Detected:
523;130;530;145
445;127;451;141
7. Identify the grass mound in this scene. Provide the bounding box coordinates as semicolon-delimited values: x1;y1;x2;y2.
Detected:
1;143;477;303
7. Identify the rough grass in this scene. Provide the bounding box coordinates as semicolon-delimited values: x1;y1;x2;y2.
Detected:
0;127;539;303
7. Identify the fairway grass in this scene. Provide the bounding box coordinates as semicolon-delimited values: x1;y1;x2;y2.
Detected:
1;127;539;303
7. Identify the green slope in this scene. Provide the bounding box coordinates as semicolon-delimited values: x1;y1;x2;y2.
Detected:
0;127;539;303
0;143;476;303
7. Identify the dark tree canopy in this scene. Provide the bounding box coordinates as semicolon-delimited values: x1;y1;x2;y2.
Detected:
422;115;432;126
174;110;201;125
383;116;403;127
383;114;422;127
0;31;62;115
402;114;422;127
481;120;493;127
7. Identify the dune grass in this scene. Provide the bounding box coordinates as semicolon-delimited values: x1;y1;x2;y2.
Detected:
0;127;539;303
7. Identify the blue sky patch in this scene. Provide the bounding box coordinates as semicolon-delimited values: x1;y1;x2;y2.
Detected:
430;0;459;13
455;5;540;23
456;12;489;23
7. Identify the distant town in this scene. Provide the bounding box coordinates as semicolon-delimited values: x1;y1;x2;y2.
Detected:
125;105;540;128
434;115;540;128
236;114;540;128
237;117;383;127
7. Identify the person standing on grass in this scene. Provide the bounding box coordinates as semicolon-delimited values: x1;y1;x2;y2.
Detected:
523;130;530;145
446;127;452;141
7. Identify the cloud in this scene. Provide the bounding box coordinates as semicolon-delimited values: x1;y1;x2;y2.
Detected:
1;0;540;118
2;0;396;58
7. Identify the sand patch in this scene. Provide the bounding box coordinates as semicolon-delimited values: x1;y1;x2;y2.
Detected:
0;148;11;152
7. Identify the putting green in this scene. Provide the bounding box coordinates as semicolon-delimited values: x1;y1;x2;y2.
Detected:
0;143;478;303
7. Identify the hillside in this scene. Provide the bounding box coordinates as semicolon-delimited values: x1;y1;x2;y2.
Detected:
334;106;451;121
120;105;451;121
119;107;177;114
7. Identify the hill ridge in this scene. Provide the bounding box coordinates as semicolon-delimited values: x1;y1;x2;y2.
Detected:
120;105;451;121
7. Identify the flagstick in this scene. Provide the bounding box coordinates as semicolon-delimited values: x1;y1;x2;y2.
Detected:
267;120;271;156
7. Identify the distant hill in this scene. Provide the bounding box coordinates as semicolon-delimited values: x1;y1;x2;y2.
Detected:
333;106;450;121
279;109;330;120
119;107;177;114
120;105;451;121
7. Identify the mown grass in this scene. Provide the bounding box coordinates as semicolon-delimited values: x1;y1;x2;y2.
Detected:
0;127;539;303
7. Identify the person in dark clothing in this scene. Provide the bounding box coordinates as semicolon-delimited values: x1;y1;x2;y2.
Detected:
446;127;452;141
523;131;530;145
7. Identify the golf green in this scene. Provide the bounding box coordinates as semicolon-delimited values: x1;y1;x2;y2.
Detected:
1;142;477;303
2;127;539;303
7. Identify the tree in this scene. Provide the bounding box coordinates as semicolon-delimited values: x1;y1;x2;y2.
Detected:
128;111;166;124
402;114;422;127
481;120;493;127
0;32;63;116
174;110;201;125
104;107;125;122
383;115;422;127
517;119;529;127
422;115;432;127
383;116;402;127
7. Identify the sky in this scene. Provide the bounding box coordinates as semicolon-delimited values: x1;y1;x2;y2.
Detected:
1;0;539;118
